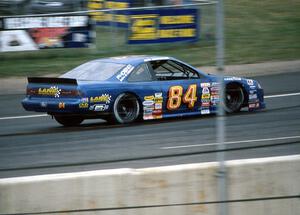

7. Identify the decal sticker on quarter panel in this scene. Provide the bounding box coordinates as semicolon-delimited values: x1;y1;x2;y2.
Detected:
143;92;163;120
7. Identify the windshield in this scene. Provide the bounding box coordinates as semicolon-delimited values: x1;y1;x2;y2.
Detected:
61;60;127;81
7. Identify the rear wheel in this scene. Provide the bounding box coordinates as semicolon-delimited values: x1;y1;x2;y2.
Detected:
224;84;244;113
110;93;140;124
54;115;84;126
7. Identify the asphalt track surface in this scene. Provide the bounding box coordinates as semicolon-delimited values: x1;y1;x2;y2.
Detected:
0;72;300;178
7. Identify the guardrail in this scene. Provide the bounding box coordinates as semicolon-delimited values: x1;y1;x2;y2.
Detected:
1;155;299;215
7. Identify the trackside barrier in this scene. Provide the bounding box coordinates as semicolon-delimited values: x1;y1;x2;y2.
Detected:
0;155;299;215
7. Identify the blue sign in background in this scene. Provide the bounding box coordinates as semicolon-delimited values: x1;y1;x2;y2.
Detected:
90;0;132;28
89;1;200;44
127;8;200;44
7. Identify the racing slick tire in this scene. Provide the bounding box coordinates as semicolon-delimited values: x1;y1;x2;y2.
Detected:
110;93;140;124
224;84;244;113
54;115;84;126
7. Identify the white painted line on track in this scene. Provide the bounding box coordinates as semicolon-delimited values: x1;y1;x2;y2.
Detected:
161;135;300;150
0;114;47;120
265;92;300;99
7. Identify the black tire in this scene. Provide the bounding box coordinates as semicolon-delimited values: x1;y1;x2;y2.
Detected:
54;115;84;127
224;84;244;113
110;93;140;124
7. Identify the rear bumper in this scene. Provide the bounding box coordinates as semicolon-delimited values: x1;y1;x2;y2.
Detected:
22;97;112;118
22;97;87;113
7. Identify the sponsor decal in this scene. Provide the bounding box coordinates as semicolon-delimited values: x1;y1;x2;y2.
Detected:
143;114;154;120
155;92;163;97
40;102;47;107
143;105;154;118
144;95;154;101
250;85;257;89
211;95;220;105
201;102;210;107
143;105;154;120
79;102;89;108
143;92;163;120
224;77;241;81
153;109;162;115
211;82;219;86
249;94;257;100
144;108;154;114
211;100;218;103
81;97;89;103
154;97;163;103
143;100;155;106
90;94;111;104
154;115;163;119
249;102;260;109
201;109;210;115
116;64;134;81
210;86;219;95
38;86;61;98
201;98;210;103
211;91;219;96
92;104;109;112
200;83;210;88
211;86;219;91
249;103;255;108
202;87;210;94
247;79;254;85
211;95;220;100
143;106;154;111
202;94;210;99
58;102;65;109
155;103;162;110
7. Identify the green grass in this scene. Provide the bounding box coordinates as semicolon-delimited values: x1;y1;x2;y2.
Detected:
0;0;299;77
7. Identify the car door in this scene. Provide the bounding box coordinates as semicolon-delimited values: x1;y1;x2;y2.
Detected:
126;62;166;120
147;59;212;117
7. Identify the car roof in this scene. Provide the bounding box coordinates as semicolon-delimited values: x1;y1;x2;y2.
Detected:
96;55;173;65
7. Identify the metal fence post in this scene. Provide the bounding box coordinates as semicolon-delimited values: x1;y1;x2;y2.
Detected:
110;9;115;51
216;0;228;215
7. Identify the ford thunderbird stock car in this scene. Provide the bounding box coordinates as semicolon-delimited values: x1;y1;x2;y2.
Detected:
22;56;265;126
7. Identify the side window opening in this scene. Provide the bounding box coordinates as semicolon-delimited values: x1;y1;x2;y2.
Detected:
150;60;200;81
127;63;152;82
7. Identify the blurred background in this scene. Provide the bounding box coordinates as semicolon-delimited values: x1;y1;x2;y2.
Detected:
0;0;299;77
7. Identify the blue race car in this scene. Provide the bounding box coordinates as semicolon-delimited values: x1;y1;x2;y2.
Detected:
22;55;265;126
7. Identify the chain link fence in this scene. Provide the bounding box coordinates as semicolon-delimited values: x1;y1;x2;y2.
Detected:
0;0;299;77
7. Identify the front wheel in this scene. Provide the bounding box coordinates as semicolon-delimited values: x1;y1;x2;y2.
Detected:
110;93;140;124
224;84;244;113
54;115;84;126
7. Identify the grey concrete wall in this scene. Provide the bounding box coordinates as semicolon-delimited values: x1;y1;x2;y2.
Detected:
0;155;299;215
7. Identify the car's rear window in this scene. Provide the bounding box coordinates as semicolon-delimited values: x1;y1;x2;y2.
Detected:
61;60;127;81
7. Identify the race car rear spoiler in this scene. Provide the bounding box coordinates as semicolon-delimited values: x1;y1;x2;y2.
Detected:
28;77;77;85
